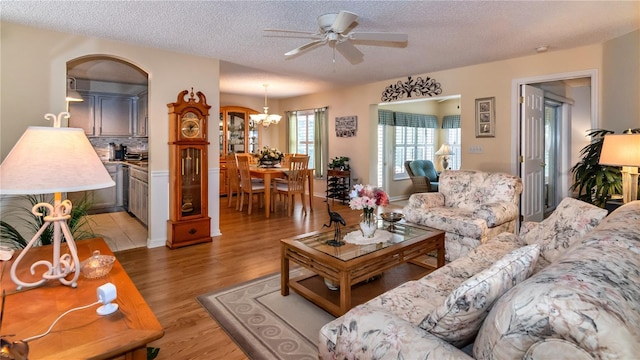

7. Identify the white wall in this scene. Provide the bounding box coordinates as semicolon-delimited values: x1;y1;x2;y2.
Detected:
1;22;220;247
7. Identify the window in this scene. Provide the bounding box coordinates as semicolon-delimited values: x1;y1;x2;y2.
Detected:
445;128;461;169
442;115;461;170
295;110;315;169
288;108;328;178
378;110;439;180
394;126;436;178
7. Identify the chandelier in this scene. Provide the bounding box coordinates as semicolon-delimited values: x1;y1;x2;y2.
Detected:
250;84;281;127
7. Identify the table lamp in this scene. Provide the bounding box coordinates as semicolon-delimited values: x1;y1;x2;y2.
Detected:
599;133;640;203
0;112;115;289
435;144;454;170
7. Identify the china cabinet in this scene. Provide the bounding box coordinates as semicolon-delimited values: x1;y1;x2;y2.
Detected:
219;106;259;196
167;89;212;249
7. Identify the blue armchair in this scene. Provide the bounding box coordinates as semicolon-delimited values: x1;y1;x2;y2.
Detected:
405;160;439;193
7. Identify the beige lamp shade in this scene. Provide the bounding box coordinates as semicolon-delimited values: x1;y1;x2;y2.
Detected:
435;143;454;156
0;126;115;194
599;134;640;167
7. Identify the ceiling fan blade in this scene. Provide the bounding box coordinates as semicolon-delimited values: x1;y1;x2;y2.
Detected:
285;39;325;57
335;40;364;64
331;10;358;33
264;29;318;36
349;32;408;42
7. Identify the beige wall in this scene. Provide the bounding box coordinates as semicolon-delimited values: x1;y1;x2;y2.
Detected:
0;22;220;247
280;34;638;200
602;30;640;131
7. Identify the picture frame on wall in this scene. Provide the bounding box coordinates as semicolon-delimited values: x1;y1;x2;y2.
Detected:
335;115;357;137
475;97;495;138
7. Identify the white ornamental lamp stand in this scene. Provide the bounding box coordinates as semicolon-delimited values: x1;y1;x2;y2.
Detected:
599;133;640;203
0;112;115;290
435;143;454;170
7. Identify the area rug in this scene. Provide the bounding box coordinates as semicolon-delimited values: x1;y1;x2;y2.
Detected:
197;271;335;360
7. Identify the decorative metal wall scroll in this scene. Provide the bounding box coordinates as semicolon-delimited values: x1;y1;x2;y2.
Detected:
335;115;357;137
381;76;442;102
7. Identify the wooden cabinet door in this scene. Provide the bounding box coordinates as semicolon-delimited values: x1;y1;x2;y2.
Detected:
68;93;95;136
136;91;148;136
98;95;133;136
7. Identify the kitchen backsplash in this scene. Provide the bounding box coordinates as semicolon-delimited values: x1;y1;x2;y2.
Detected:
90;137;148;161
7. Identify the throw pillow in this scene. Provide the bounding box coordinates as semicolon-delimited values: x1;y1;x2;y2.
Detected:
521;197;607;263
419;244;540;347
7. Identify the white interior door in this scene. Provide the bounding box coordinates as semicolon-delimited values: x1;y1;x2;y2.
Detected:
521;85;545;222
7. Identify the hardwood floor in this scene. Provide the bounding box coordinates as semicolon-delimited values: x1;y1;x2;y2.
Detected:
115;195;402;359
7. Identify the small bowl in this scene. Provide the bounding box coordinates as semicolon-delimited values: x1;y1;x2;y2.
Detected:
81;250;115;279
380;212;404;223
381;212;404;231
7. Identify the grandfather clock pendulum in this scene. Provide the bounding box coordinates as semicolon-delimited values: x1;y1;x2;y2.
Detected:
166;88;212;249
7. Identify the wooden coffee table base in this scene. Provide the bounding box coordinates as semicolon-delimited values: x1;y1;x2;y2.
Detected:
281;228;445;317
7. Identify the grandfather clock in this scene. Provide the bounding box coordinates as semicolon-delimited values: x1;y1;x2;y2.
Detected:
167;88;213;249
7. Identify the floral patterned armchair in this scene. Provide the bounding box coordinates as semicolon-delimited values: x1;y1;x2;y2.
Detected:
403;170;523;261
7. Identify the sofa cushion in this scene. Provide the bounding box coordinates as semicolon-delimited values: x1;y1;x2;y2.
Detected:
419;244;540;347
521;197;607;263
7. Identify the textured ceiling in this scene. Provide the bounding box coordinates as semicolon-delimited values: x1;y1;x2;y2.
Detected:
2;1;638;98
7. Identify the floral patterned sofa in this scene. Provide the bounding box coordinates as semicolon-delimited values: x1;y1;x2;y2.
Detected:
319;198;640;359
403;170;523;261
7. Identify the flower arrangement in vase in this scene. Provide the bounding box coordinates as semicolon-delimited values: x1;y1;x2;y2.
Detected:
255;146;284;167
349;184;389;238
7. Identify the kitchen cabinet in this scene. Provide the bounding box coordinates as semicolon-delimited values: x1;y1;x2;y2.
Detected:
136;91;148;136
129;166;148;226
68;91;137;137
68;163;121;212
219;106;259;197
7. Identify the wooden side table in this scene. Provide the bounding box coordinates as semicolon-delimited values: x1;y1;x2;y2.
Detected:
1;238;163;360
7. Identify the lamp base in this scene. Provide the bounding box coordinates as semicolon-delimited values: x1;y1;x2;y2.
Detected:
9;198;80;290
441;157;449;170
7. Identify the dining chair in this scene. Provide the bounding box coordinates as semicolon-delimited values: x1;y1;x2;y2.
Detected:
225;154;241;210
237;153;266;215
272;155;309;216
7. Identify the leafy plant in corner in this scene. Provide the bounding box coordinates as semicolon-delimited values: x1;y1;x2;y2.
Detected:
570;128;623;208
328;156;350;171
0;194;96;249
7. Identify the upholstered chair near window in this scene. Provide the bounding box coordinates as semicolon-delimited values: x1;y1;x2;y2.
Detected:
405;160;439;193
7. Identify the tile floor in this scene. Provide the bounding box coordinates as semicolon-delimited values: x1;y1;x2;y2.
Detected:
84;211;147;252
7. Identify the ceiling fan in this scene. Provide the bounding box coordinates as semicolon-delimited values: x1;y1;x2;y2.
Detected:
264;10;408;65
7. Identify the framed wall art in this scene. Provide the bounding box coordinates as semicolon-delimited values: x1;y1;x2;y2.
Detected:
475;97;495;137
335;115;357;137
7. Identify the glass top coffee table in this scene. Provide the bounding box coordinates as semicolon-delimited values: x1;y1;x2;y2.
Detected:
280;221;445;316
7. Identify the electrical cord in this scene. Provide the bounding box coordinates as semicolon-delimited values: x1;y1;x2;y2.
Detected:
22;300;102;342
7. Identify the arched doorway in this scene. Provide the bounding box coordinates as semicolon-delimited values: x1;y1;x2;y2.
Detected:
67;56;149;250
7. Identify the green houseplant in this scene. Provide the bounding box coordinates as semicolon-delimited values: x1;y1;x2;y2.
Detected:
0;194;96;249
570;129;623;207
328;156;350;171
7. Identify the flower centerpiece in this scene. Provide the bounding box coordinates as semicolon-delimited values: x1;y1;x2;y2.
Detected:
349;184;389;238
256;146;284;167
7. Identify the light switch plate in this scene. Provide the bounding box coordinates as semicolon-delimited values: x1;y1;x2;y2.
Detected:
469;146;484;154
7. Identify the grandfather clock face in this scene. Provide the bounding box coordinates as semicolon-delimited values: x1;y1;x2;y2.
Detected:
180;112;203;140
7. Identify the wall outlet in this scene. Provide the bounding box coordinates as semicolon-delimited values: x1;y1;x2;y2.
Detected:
469;146;484;154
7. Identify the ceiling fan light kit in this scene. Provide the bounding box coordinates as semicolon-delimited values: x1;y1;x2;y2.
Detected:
265;10;408;65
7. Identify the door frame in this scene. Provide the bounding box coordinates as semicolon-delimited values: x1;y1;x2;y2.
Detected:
511;69;599;217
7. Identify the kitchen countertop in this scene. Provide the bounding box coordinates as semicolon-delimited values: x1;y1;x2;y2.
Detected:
103;160;148;170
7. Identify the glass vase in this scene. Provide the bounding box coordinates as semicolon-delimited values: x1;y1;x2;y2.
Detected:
359;207;377;238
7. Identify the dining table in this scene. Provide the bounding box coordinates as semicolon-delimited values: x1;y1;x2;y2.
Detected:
249;165;314;218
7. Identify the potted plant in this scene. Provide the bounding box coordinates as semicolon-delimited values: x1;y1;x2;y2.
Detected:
328;156;350;171
570;129;623;207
